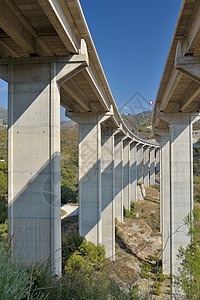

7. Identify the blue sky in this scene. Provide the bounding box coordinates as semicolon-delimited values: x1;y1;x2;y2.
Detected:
0;0;182;119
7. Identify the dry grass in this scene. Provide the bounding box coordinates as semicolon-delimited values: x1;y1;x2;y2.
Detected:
61;209;67;218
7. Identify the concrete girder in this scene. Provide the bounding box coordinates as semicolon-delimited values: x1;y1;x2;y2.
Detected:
56;39;89;85
37;0;79;54
178;82;200;112
0;0;52;56
82;67;110;111
175;41;200;84
184;4;200;55
159;70;183;112
62;84;90;111
0;39;20;59
176;56;200;83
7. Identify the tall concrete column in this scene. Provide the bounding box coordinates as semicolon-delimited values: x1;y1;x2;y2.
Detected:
155;148;160;173
157;113;196;281
159;129;171;275
101;127;115;259
8;62;61;275
149;147;156;185
114;134;124;222
136;143;143;183
130;142;137;202
169;116;193;276
123;138;130;210
143;146;150;187
73;113;102;245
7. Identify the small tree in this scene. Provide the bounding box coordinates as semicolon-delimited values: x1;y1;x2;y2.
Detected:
175;207;200;299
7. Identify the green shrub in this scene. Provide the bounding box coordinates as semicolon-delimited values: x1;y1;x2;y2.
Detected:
123;203;136;218
62;233;85;263
61;185;78;204
78;240;106;267
175;207;200;299
194;192;200;203
153;281;162;295
65;252;94;280
0;198;7;223
150;184;160;192
0;220;7;246
194;175;200;184
130;202;135;212
140;261;151;278
0;245;49;300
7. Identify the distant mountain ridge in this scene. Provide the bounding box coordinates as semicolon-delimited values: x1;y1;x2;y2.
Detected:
121;110;154;141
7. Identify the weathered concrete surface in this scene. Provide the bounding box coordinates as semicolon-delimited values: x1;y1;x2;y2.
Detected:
101;127;115;259
8;62;61;275
114;134;124;222
149;148;155;185
159;129;171;275
155;148;160;173
130;142;137;202
136;144;143;183
74;113;102;245
123;139;130;210
143;146;149;187
169;115;193;276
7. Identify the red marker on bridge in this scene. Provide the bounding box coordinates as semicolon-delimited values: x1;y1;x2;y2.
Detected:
149;100;154;105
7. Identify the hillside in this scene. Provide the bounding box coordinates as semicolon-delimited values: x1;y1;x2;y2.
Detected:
0;107;7;124
0;110;200;298
61;185;171;298
121;110;154;141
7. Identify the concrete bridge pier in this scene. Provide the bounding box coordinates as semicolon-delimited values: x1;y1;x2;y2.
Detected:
70;113;103;246
136;143;144;183
101;126;115;259
157;113;197;279
169;115;193;276
114;133;124;222
149;147;156;185
155;148;160;173
7;61;61;275
68;112;116;259
143;146;150;187
156;129;171;275
130;142;138;202
123;138;131;210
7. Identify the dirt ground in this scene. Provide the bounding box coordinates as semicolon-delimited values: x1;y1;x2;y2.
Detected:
61;185;170;299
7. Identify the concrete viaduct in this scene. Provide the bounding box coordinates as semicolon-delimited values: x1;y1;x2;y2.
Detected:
0;0;159;275
153;0;200;280
0;0;198;284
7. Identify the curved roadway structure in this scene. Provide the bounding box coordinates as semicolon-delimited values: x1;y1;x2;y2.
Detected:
0;0;159;275
153;0;200;284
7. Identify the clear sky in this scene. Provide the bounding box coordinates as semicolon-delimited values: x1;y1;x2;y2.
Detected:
0;0;182;119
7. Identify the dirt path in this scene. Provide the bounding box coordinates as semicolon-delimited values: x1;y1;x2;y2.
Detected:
61;204;78;219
